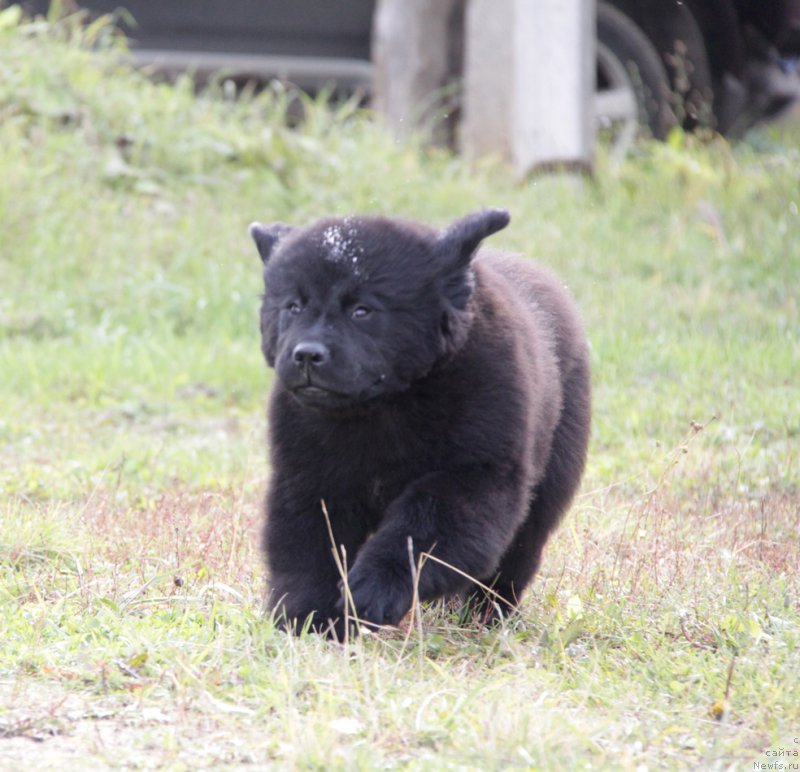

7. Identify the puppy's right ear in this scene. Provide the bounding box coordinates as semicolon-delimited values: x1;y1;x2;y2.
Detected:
249;222;294;264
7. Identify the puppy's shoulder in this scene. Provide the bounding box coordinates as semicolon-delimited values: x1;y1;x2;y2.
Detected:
474;247;588;368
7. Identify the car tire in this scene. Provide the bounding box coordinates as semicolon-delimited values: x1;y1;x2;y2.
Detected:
596;2;676;140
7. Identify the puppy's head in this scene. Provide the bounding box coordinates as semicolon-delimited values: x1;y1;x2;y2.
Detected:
250;209;509;412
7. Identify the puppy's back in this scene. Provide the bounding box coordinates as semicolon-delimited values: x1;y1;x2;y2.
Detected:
476;249;588;380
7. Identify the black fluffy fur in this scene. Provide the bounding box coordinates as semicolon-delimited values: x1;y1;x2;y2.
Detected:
250;209;591;638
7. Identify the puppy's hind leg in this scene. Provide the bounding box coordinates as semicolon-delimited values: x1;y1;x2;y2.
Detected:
462;359;591;625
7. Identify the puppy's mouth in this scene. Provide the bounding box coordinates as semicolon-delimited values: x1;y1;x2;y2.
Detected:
290;376;388;411
292;384;344;403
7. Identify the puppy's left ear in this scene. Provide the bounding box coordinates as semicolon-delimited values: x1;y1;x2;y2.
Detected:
437;208;510;271
435;208;510;312
249;222;294;264
434;209;509;355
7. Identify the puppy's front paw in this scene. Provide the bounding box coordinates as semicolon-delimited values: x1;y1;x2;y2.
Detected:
338;561;412;628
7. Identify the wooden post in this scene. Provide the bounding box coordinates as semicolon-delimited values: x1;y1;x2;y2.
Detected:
372;0;462;141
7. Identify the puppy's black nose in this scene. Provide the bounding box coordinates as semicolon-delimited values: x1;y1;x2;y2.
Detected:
292;341;330;368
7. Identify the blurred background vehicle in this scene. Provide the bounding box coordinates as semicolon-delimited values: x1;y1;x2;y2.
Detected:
595;0;800;140
22;0;375;91
19;0;800;138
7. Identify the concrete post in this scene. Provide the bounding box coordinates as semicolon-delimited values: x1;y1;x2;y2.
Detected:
459;0;513;160
463;0;595;175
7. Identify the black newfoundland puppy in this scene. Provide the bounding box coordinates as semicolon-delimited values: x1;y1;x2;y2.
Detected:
250;209;590;637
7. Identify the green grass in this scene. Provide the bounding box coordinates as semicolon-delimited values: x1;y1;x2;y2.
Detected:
1;7;798;769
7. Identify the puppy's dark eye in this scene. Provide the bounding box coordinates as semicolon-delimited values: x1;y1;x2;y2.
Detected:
351;305;372;320
287;301;302;315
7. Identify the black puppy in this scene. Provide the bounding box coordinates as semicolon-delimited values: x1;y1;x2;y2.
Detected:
250;209;590;637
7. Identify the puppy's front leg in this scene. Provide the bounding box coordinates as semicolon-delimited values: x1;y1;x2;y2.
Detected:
340;470;526;627
266;491;362;636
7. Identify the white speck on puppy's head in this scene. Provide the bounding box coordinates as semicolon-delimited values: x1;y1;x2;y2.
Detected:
321;217;365;277
321;225;346;256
